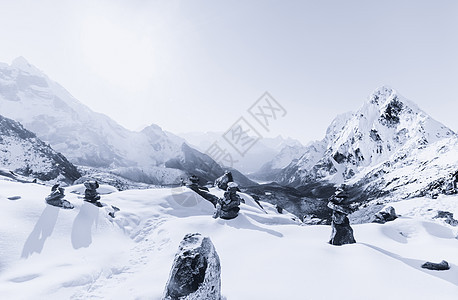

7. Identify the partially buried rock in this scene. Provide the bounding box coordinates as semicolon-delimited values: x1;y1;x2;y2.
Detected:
433;211;458;226
373;206;397;224
45;184;74;209
163;233;221;300
421;260;450;271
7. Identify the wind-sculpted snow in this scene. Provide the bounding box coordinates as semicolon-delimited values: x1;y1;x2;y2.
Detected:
1;180;458;299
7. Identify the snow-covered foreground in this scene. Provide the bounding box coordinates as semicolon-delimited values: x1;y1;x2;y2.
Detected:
1;181;458;300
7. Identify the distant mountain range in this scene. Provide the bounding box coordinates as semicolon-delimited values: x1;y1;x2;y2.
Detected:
1;56;456;210
0;57;254;186
179;131;306;176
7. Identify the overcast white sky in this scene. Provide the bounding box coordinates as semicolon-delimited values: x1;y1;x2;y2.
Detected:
0;0;457;143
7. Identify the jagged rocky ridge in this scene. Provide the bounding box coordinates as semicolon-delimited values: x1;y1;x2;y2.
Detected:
0;57;255;186
277;86;457;203
0;114;80;183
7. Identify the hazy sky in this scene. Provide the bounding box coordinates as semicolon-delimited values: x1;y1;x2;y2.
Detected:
0;0;457;144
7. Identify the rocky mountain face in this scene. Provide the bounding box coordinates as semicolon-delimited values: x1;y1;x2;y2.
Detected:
0;114;80;183
277;86;457;202
0;57;254;186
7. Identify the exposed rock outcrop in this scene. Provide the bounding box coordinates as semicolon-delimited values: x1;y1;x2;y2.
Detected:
372;206;397;224
433;211;458;226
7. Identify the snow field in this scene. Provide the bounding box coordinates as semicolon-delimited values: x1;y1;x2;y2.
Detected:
1;181;458;299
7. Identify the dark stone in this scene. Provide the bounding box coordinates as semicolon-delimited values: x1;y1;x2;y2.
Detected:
369;129;381;141
421;260;450;271
214;187;244;220
187;176;218;207
84;180;101;203
163;233;221;300
328;185;356;245
433;211;458;226
329;211;356;245
189;175;199;184
214;171;234;190
45;184;74;209
373;206;397;224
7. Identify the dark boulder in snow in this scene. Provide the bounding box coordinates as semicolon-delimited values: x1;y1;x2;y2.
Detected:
163;233;221;300
433;211;458;226
213;183;244;220
83;180;101;205
45;184;74;209
421;260;450;271
329;210;356;245
372;206;397;224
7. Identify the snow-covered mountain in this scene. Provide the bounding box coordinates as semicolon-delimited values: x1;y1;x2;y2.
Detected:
179;131;306;174
0;114;80;183
0;57;253;185
250;141;309;181
277;86;457;201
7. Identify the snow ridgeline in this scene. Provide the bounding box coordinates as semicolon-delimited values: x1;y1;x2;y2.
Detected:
1;180;458;299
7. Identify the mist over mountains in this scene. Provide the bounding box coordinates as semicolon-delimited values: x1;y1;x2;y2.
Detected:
1;57;458;219
0;57;254;186
179;131;307;175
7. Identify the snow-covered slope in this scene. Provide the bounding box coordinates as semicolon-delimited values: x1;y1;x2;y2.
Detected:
1;179;458;299
0;57;252;185
278;86;457;201
0;114;80;183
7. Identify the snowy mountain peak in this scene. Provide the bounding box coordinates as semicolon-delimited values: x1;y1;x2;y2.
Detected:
11;56;43;77
368;85;396;106
278;87;457;194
